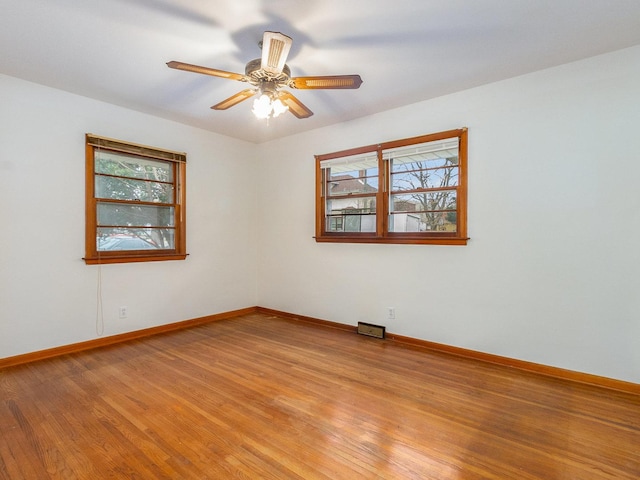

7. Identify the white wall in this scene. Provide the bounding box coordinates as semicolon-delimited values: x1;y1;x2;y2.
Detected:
256;45;640;384
0;75;258;358
2;45;639;385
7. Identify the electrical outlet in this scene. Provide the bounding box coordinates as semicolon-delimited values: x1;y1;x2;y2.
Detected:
388;307;395;319
118;306;127;319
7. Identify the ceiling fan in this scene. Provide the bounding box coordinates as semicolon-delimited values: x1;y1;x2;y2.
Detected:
167;31;363;120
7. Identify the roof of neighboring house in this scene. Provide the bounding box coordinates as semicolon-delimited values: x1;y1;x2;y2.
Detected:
329;175;378;195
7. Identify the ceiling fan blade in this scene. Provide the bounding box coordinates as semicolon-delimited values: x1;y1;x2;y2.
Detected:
167;61;246;82
211;89;256;110
260;31;293;75
291;75;363;89
278;91;313;119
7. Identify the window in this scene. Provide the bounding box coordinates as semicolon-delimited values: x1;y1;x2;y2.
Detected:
84;134;187;264
315;128;467;245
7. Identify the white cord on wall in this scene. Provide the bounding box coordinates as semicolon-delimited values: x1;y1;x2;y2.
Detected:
96;252;104;336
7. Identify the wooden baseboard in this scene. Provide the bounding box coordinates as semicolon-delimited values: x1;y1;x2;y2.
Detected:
2;305;638;395
0;307;258;369
385;331;640;395
255;307;358;333
257;307;640;396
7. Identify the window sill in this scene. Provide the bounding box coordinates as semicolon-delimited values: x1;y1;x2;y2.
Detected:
314;236;469;246
83;253;188;265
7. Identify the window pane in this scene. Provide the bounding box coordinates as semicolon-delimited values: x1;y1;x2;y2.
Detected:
384;137;458;167
390;155;458;172
323;151;379;198
97;203;175;227
326;213;376;232
389;210;457;233
391;165;458;191
95;175;174;203
328;169;378;196
95;151;173;182
390;191;457;212
97;227;175;251
326;197;376;232
327;197;377;214
389;192;457;232
387;138;459;192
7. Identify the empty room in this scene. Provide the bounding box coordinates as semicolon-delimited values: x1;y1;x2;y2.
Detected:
1;1;639;478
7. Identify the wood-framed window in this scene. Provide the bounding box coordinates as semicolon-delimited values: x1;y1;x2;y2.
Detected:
315;128;468;245
84;134;187;264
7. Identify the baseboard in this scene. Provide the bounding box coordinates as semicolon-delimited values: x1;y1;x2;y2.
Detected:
0;306;258;369
2;305;638;395
385;331;640;395
256;307;358;333
257;307;640;396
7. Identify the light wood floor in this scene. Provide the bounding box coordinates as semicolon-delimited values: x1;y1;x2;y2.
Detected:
1;313;638;479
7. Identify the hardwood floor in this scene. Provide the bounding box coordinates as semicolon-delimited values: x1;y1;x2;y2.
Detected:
1;313;638;479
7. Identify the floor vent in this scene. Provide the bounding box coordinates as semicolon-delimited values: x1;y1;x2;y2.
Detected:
357;322;386;339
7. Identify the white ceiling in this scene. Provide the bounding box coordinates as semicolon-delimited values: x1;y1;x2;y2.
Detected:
3;0;640;144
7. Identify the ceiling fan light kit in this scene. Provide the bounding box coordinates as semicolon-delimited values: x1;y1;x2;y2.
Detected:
252;90;288;120
167;31;363;121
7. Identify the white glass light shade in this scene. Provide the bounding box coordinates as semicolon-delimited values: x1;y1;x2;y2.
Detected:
272;98;288;117
252;93;290;120
252;94;272;119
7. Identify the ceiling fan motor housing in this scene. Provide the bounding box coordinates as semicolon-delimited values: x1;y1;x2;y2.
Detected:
245;58;291;86
258;81;279;99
